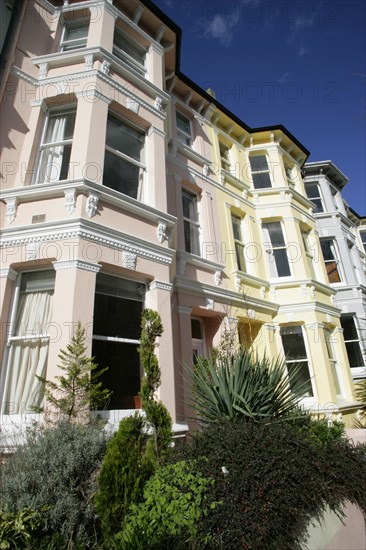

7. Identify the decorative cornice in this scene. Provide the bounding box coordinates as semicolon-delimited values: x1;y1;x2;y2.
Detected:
76;88;112;104
148;126;166;139
0;218;175;266
149;281;173;292
0;179;176;229
277;302;341;316
176;306;192;315
35;0;57;14
11;66;38;86
53;260;101;272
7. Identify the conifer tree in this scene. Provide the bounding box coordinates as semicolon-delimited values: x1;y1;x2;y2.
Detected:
36;321;110;422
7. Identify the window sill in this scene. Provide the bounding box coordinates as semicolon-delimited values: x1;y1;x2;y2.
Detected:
169;138;210;168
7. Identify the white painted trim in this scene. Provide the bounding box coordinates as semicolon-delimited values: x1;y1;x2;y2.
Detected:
53;260;101;272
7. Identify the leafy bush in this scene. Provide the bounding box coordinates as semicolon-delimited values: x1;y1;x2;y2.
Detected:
0;421;106;547
305;417;346;445
175;418;366;550
115;460;215;549
191;349;306;424
94;414;155;542
0;508;45;549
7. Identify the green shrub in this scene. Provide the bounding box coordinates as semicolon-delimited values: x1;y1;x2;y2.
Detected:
175;418;366;550
0;508;45;549
94;414;155;542
115;460;215;549
0;421;106;547
191;349;307;424
305;417;346;445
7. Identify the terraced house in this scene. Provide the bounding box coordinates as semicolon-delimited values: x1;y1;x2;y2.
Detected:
0;0;364;440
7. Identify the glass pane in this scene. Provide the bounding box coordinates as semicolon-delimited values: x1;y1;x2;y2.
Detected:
231;216;242;241
281;330;307;360
95;274;143;301
250;155;268;172
114;31;145;65
182;191;197;220
93;293;142;340
252;172;272;189
106;116;143;161
266;222;285;247
311;198;324;213
103;151;140;198
191;319;203;339
273;249;291;277
345;341;364;368
305;183;319;199
235;243;245;271
361;231;366;251
340;316;358;340
287;361;313;398
45;112;76;143
320;239;334;261
21;271;55;293
64;23;89;41
325;261;341;283
176;112;190;134
92;340;140;409
184;220;199;255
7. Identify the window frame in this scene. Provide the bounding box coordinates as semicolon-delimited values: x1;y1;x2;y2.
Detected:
280;325;314;399
191;318;206;362
249;153;272;189
182;189;200;256
60;18;89;52
113;27;147;76
103;113;146;200
305;182;325;213
262;221;291;278
176;111;192;147
35;107;76;184
231;214;246;272
340;315;365;370
320;238;343;283
0;270;55;415
360;230;366;253
219;141;231;171
324;328;343;396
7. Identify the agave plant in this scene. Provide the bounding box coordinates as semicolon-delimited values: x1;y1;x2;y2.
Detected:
189;349;307;424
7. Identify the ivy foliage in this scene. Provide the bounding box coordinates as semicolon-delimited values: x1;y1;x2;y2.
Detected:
36;321;110;421
115;460;216;549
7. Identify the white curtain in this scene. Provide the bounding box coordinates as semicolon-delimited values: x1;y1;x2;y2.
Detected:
39;116;67;183
3;290;53;414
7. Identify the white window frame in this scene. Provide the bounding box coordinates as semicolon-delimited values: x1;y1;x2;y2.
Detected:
182;189;200;256
280;325;315;400
305;182;325;213
35;107;76;184
360;230;366;253
301;230;315;277
262;221;291;278
0;270;55;415
231;214;245;272
176;112;192;146
113;27;147;76
103;113;146;201
60;18;89;52
341;315;365;371
249;154;272;189
320;238;343;284
219;141;230;171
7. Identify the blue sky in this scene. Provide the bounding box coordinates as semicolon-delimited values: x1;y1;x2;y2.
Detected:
153;0;366;215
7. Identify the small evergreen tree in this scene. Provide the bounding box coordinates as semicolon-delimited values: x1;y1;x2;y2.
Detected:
36;321;110;422
139;309;172;461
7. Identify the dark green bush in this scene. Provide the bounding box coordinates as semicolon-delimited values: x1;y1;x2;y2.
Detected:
0;421;106;548
94;414;155;542
174;418;366;550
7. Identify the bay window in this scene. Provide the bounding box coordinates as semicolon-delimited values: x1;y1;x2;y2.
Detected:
249;154;271;189
36;109;76;183
320;238;342;283
280;326;313;398
103;114;145;200
220;142;230;171
262;222;291;277
360;230;366;252
1;271;55;414
182;190;200;256
231;214;245;271
113;28;146;76
92;274;144;410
